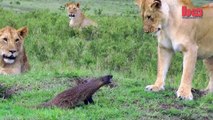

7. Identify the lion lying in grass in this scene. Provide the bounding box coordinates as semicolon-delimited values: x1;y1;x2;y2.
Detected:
65;2;97;28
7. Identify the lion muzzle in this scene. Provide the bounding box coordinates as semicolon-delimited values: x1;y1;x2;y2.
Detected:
2;50;18;64
69;14;76;19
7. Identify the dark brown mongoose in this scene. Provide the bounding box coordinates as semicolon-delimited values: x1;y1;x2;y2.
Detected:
40;75;113;108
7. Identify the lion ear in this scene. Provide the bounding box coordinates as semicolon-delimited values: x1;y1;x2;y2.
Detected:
18;27;28;38
65;2;71;7
135;0;142;6
135;0;146;10
151;0;162;9
76;3;80;8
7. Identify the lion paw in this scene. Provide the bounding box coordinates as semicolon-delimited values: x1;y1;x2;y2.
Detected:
145;85;164;92
176;87;193;100
200;88;212;95
202;86;213;93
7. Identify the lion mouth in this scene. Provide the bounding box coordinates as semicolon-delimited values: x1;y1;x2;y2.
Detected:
3;55;16;60
69;14;76;18
3;55;16;64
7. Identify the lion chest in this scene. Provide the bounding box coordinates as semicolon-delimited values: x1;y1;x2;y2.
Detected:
69;19;79;27
69;16;83;27
157;31;173;50
0;63;22;75
158;30;187;52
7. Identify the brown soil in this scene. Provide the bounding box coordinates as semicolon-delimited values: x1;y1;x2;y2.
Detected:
0;84;20;99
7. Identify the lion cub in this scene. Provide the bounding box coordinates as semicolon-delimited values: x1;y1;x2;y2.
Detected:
0;26;30;75
65;2;97;28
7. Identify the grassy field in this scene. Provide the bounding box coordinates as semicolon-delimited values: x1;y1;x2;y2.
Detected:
0;0;213;119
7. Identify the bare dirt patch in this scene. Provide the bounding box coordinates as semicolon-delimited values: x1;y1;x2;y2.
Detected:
0;84;21;99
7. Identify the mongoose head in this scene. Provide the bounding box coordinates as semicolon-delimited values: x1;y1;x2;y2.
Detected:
101;75;113;85
75;75;113;86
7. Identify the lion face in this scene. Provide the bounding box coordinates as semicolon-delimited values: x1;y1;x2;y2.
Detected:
65;2;80;19
0;26;28;64
136;0;163;33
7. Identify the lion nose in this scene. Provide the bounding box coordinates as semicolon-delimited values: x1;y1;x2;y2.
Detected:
9;50;16;54
157;28;161;31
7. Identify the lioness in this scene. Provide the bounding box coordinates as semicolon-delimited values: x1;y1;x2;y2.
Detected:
0;26;30;75
136;0;213;100
65;2;97;28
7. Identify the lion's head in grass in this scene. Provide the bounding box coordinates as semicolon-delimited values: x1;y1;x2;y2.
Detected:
0;26;30;74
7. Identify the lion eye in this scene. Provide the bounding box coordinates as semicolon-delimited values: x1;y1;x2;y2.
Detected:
3;38;7;42
15;39;20;42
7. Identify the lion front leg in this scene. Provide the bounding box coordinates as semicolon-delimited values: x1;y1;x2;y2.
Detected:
0;69;13;75
146;46;173;92
205;79;213;93
176;46;198;100
0;70;9;75
203;57;213;93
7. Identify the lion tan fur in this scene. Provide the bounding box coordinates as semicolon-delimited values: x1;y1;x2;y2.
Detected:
0;26;30;75
65;2;97;28
136;0;213;100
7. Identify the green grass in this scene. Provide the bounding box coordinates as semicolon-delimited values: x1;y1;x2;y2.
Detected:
192;0;213;6
0;0;137;16
0;0;212;13
0;0;213;119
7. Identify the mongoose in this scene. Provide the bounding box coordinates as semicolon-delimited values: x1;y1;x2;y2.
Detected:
40;75;113;108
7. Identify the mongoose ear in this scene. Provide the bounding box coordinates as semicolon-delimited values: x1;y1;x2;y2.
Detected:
151;0;162;9
17;26;28;38
65;2;71;7
76;3;80;8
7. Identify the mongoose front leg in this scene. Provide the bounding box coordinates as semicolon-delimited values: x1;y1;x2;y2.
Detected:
87;96;94;104
84;100;89;105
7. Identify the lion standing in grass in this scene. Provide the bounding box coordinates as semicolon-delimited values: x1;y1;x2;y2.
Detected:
65;2;97;28
136;0;213;100
0;26;30;75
